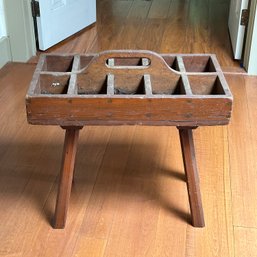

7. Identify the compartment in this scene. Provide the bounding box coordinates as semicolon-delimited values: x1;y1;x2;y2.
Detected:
79;56;94;69
114;75;145;95
162;56;180;71
188;75;225;95
152;76;186;95
77;75;108;95
182;56;216;72
39;74;70;94
42;55;74;72
106;58;150;67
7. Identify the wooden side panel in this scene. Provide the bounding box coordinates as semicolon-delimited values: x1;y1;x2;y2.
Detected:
26;97;232;126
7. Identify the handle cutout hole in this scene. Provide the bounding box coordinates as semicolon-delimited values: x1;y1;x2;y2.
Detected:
106;58;151;68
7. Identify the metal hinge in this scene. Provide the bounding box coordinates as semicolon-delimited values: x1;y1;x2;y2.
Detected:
31;0;40;18
241;9;249;26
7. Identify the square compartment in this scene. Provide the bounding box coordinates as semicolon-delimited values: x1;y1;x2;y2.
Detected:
182;56;216;72
39;74;70;94
79;56;94;70
152;76;186;95
42;55;74;72
77;75;108;95
162;56;180;71
114;75;145;95
188;75;225;95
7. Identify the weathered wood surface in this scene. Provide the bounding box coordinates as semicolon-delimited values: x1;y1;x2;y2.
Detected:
27;97;232;126
26;50;233;127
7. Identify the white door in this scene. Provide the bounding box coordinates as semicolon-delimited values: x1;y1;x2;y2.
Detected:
228;0;249;59
35;0;96;50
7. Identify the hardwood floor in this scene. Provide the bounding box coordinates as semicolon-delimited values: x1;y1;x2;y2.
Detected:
30;0;241;70
1;63;257;257
1;0;256;256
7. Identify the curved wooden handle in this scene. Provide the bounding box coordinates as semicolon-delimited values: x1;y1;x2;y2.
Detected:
79;50;179;74
76;50;181;95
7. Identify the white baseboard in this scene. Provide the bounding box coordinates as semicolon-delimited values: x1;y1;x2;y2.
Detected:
0;36;11;68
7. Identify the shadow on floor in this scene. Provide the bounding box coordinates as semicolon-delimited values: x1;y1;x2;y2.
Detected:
0;138;190;227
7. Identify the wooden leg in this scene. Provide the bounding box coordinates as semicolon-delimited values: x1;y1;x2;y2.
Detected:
53;127;81;229
177;127;205;227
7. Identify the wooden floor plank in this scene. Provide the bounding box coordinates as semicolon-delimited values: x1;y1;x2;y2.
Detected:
234;227;257;257
104;127;188;257
185;126;234;257
76;126;135;240
161;0;191;53
19;127;113;257
87;0;133;52
103;127;162;257
27;0;241;70
147;127;188;257
1;0;257;256
227;75;257;228
186;0;211;53
127;0;152;20
0;63;256;257
0;130;63;257
73;237;107;257
148;0;172;19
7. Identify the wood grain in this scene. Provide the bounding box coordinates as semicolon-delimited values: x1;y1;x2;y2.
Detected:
0;62;256;257
148;0;172;19
227;75;257;228
77;126;135;239
26;96;232;127
185;126;234;257
26;51;232;127
234;227;257;257
72;237;107;257
1;0;256;255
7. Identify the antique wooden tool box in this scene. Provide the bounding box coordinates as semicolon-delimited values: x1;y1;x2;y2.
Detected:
26;50;233;229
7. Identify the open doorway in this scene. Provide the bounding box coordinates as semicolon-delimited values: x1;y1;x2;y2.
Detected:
2;0;256;73
34;0;240;69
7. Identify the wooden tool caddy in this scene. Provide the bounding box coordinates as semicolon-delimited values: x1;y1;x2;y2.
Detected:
26;50;233;228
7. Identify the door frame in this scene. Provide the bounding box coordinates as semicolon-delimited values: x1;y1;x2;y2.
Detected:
243;0;257;75
3;0;36;62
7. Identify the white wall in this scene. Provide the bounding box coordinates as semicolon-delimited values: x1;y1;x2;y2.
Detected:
0;0;7;37
4;0;36;62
